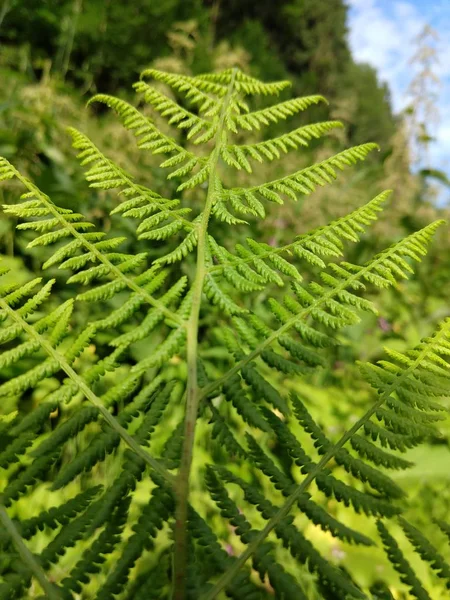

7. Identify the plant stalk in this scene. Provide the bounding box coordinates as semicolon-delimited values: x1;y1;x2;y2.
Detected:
172;69;237;600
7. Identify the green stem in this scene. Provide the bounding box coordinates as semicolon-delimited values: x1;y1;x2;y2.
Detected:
171;69;237;600
0;505;61;600
201;319;450;600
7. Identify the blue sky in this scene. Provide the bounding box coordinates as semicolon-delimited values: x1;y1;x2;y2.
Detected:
347;0;450;186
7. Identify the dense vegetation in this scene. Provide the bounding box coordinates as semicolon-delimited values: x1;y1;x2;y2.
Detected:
0;2;449;599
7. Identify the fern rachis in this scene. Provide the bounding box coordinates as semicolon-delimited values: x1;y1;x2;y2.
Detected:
0;67;448;600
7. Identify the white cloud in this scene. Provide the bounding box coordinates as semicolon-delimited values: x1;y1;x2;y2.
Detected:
347;0;424;111
347;0;450;179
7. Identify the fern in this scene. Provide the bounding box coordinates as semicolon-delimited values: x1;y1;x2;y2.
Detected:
0;67;449;600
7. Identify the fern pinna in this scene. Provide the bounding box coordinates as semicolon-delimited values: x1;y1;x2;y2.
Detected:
0;67;449;600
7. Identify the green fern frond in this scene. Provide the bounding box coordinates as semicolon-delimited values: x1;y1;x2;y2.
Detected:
0;159;187;327
63;123;202;265
198;68;291;97
349;434;414;470
241;364;290;415
219;145;379;223
203;274;247;316
434;519;450;544
18;487;102;541
200;221;444;407
60;497;131;599
208;405;248;459
205;466;311;600
203;316;450;599
142;68;227;106
134;80;216;142
68;126;193;229
88;94;200;168
209;466;365;600
291;396;405;499
223;121;343;171
208;190;390;297
96;486;174;600
377;520;431;600
222;375;271;432
188;507;263;599
234;94;327;131
0;282;174;487
1;67;448;600
50;380;164;489
399;517;450;588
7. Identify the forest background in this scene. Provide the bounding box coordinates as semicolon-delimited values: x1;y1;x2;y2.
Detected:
0;0;449;596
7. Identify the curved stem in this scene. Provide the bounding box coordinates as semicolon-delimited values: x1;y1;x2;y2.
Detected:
171;69;237;600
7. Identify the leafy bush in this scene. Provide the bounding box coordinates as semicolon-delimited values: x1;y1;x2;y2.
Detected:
0;68;449;600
